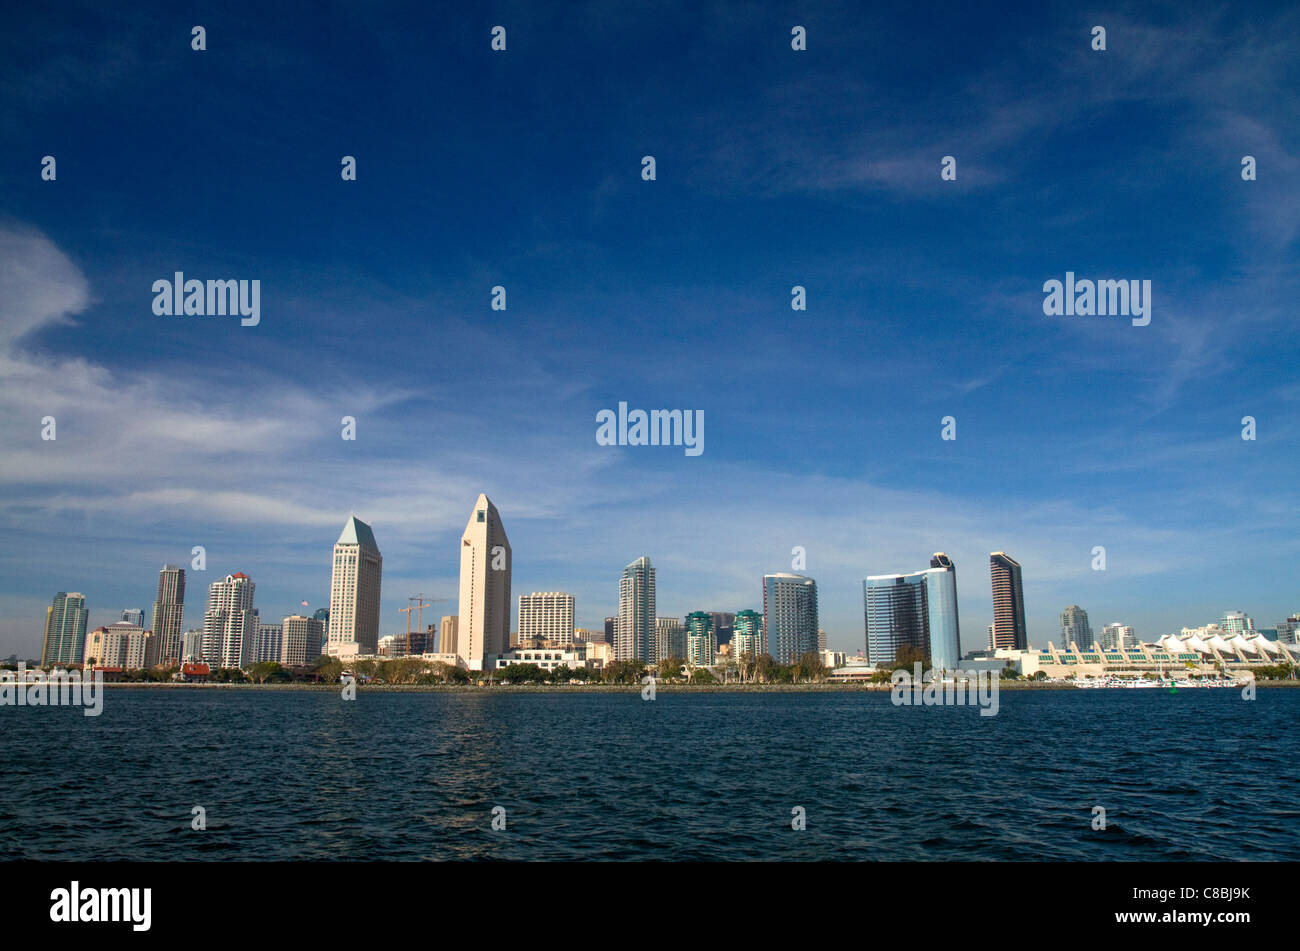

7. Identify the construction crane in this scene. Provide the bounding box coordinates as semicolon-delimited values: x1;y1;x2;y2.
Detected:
397;593;450;636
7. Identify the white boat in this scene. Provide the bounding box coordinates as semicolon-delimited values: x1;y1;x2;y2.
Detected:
1171;677;1244;689
1075;675;1245;689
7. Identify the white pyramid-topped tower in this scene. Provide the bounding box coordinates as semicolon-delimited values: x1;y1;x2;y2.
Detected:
457;494;511;670
328;514;382;655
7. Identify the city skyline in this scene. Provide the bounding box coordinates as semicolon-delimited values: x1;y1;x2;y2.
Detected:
1;3;1297;658
6;508;1297;661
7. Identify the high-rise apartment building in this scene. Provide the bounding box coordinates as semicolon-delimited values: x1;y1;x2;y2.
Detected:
763;573;819;664
256;623;283;664
685;611;717;666
989;552;1028;651
1221;611;1255;636
1100;622;1135;650
655;617;684;661
518;592;575;645
41;592;88;667
458;494;511;669
203;573;258;668
181;630;204;662
1277;615;1300;646
617;557;656;662
1060;604;1092;647
732;609;764;658
328;516;383;655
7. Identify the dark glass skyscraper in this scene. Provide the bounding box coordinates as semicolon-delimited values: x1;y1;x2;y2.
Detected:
989;552;1028;650
708;612;735;647
864;574;929;666
862;554;962;670
150;564;186;665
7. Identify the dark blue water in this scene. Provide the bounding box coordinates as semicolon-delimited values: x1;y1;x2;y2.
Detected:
2;688;1296;860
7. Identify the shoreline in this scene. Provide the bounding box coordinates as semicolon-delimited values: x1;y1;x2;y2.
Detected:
77;680;1297;693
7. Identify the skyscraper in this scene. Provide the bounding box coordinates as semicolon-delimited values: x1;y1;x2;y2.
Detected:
281;615;325;667
617;556;656;662
41;592;88;667
989;552;1028;651
708;612;736;647
924;553;962;671
150;564;186;665
732;609;764;658
439;615;458;654
181;630;204;662
603;616;617;646
121;608;146;627
763;573;818;664
203;573;257;668
685;611;716;666
328;515;383;656
1277;615;1300;646
457;494;511;669
862;554;962;670
655;617;684;661
518;592;575;645
1060;604;1092;647
312;607;330;655
256;622;283;664
864;573;929;666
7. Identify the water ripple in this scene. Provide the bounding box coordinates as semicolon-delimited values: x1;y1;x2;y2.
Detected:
1;688;1295;860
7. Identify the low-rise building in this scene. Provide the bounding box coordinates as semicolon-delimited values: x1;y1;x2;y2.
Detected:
327;640;362;661
820;649;846;669
1012;634;1297;679
177;662;211;682
493;646;602;673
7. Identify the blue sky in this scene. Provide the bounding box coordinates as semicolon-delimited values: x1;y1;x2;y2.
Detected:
1;0;1297;657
